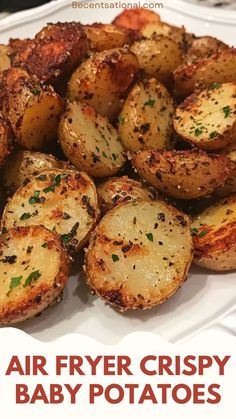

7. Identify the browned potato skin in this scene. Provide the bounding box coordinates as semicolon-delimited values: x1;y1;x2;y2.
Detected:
12;22;89;86
192;196;236;271
83;24;140;52
0;226;70;324
140;21;186;45
112;8;160;30
186;36;228;63
97;176;155;214
68;48;139;120
131;149;234;200
0;113;14;167
174;48;236;97
2;150;68;194
0;44;12;71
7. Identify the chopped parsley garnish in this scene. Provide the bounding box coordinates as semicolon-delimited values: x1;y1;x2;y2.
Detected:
195;127;204;136
144;99;155;108
211;82;221;89
20;212;31;220
2;227;8;234
222;106;231;118
43;173;65;194
112;254;119;262
28;190;41;204
117;115;125;124
210;131;218;139
7;276;23;296
191;227;208;237
60;222;80;243
30;88;41;95
41;243;48;248
191;227;199;236
199;229;208;237
23;270;41;288
36;174;47;181
146;233;154;242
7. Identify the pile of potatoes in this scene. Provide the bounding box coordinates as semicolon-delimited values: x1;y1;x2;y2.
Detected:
0;7;235;324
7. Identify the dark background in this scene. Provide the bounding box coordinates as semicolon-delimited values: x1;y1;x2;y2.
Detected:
0;0;51;12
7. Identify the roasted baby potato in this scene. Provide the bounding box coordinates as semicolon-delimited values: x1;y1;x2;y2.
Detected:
97;176;155;214
217;145;236;197
140;21;186;45
131;149;234;200
4;70;64;150
174;48;236;97
2;169;99;253
186;36;228;63
83;24;138;52
0;113;13;167
0;44;11;71
85;200;193;311
174;82;236;151
0;225;70;324
59;101;126;178
68;48;139;120
130;36;183;85
112;8;160;30
192;195;236;271
12;22;89;86
118;78;174;151
2;150;68;194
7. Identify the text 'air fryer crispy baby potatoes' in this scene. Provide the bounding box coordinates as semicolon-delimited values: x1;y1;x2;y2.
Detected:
118;78;174;151
85;200;192;311
192;196;236;271
59;101;126;177
68;48;139;120
174;82;236;151
2;169;99;254
0;225;70;324
131;149;234;200
97;176;155;214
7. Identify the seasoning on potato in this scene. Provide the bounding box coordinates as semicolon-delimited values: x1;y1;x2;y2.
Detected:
174;82;236;151
59;101;126;177
85;200;193;311
112;7;160;30
192;195;236;271
0;113;13;167
118;78;174;151
2;169;99;254
131;149;234;200
0;225;70;324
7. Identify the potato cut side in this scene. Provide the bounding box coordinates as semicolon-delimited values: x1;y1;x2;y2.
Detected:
174;82;236;150
0;44;11;71
0;226;70;324
2;150;68;195
85;200;193;311
0;114;13;167
131;149;234;200
140;21;186;45
2;169;99;254
192;195;236;271
130;37;183;84
112;8;160;30
68;48;139;120
97;176;155;214
217;146;236;197
59;101;126;177
174;48;236;97
83;24;137;52
118;78;174;151
186;36;228;63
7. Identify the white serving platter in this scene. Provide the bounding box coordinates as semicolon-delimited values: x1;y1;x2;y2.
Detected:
0;0;236;344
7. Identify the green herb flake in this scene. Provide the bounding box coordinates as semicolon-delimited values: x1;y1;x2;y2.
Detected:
199;229;208;237
102;151;108;158
41;243;48;248
211;82;221;89
60;233;71;243
146;233;153;242
2;227;8;234
28;190;41;204
191;227;199;236
7;276;23;296
144;99;156;108
36;174;47;181
117;115;125;125
30;88;41;96
43;185;54;193
222;106;231;118
23;270;41;288
112;254;119;262
210;131;218;139
195;127;203;136
20;212;31;221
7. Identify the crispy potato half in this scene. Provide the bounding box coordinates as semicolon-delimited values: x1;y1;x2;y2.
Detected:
83;24;138;52
186;36;228;63
131;149;234;200
97;176;155;214
174;48;236;97
68;48;139;120
130;36;183;85
0;225;70;324
2;150;68;194
2;169;99;253
59;101;126;178
118;78;174;151
85;200;192;311
174;82;236;151
0;114;13;167
192;195;236;271
112;8;160;30
140;21;186;45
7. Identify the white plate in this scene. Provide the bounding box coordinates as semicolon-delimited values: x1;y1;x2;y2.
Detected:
0;0;236;344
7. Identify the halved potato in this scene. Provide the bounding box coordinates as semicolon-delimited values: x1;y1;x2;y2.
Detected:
59;101;126;177
97;176;155;214
174;82;236;150
0;225;70;324
85;200;193;311
174;48;236;97
140;21;186;45
83;24;138;52
2;150;68;194
130;36;183;85
217;145;236;197
112;8;160;30
118;78;174;151
68;48;139;120
131;149;234;200
0;44;11;71
192;195;236;271
0;114;13;167
2;169;99;254
186;36;228;63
